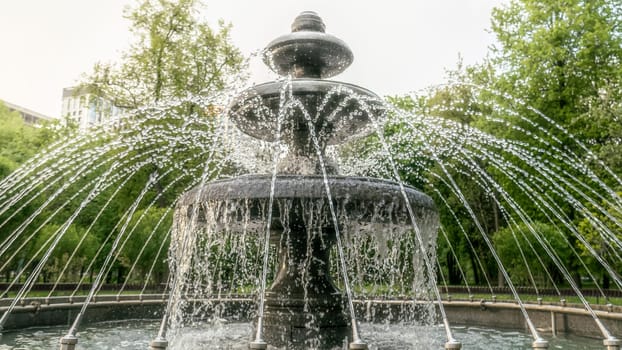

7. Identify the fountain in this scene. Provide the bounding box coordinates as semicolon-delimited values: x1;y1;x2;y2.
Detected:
163;11;444;350
1;9;622;350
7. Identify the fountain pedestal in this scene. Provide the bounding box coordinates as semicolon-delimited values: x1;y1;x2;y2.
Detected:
260;207;349;348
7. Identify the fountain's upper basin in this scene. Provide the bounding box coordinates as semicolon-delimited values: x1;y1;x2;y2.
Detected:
264;30;353;78
178;175;437;229
227;79;384;145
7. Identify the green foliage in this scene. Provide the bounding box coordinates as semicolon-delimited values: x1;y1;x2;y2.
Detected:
0;0;249;288
33;224;99;283
0;102;56;179
576;194;622;286
82;0;246;110
360;0;622;290
488;0;622;153
117;207;171;284
0;95;234;288
485;0;622;287
493;222;575;287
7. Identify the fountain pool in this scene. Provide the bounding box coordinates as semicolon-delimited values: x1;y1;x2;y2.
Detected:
0;320;604;350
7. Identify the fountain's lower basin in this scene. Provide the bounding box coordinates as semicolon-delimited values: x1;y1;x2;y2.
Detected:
1;319;604;349
180;174;436;207
178;175;438;230
175;175;439;348
3;296;622;348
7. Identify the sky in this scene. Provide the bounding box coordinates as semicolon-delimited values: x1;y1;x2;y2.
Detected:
0;0;507;118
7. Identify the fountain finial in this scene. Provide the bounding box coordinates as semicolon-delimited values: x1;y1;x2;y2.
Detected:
291;11;326;32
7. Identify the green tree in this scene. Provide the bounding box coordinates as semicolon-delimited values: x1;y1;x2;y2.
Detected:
420;0;622;288
0;0;246;283
576;194;622;289
51;0;249;287
487;0;622;163
83;0;246;110
493;222;575;287
483;0;622;287
116;207;171;285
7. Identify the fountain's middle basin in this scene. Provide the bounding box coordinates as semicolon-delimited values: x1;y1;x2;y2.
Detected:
179;175;438;228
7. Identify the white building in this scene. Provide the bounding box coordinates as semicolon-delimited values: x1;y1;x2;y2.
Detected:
1;99;55;126
61;87;123;129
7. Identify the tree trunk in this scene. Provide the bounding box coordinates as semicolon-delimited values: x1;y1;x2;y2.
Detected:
469;251;480;285
603;273;610;289
493;203;505;287
117;266;125;284
446;252;461;285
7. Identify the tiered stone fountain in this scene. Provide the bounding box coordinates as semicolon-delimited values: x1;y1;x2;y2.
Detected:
172;11;441;349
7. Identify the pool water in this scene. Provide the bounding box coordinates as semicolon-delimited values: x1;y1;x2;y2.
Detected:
0;320;602;349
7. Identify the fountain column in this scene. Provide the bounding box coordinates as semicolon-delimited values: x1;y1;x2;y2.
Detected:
260;210;350;348
231;11;368;349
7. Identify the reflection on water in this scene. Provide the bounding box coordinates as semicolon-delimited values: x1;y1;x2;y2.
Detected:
0;320;158;350
0;320;602;349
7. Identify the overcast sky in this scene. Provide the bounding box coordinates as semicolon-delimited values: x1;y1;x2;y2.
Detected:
0;0;507;117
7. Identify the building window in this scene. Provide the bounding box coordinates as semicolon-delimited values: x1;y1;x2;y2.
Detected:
89;102;97;124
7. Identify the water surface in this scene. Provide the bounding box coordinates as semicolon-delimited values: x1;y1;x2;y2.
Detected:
0;320;602;349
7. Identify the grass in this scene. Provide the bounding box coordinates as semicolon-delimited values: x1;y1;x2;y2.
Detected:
4;284;620;308
2;289;164;299
439;292;622;307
